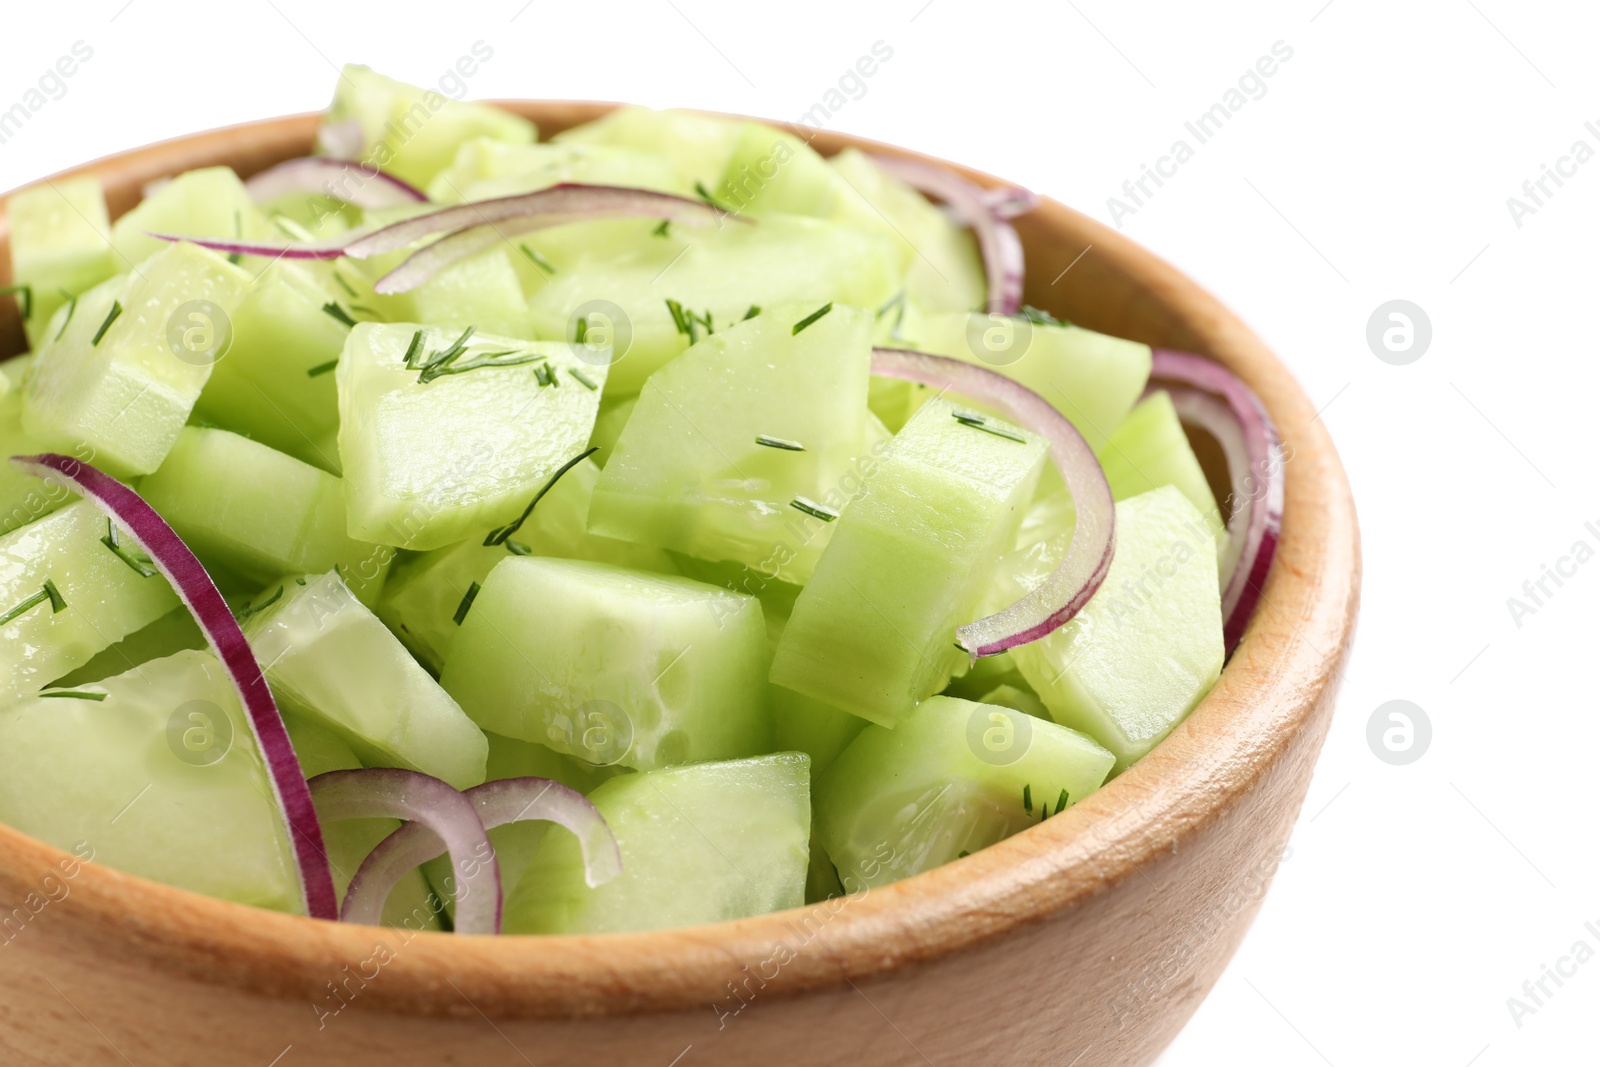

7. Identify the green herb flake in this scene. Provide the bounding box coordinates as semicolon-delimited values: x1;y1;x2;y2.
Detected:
54;288;77;340
652;219;671;238
321;302;358;328
517;243;556;276
236;585;284;622
42;579;66;614
742;304;761;321
306;359;339;378
755;434;805;452
40;689;107;701
100;520;156;578
227;210;243;265
91;300;123;346
0;284;33;320
1054;788;1070;816
453;581;482;625
693;180;733;214
951;410;1027;443
791;302;832;335
0;581;58;627
573;316;588;345
332;270;359;299
569;367;599;391
789;496;838;523
402;329;427;369
504;539;533;556
483;447;600;546
1019;304;1066;327
533;362;555;388
958;850;971;859
1022;784;1033;814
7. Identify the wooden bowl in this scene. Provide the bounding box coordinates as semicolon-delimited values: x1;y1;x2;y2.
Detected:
0;104;1359;1066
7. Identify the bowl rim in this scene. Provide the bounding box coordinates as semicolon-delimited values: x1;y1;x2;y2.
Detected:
0;101;1360;1019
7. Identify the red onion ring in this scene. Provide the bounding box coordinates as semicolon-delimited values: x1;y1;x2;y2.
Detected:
869;155;1028;315
1146;350;1284;651
10;453;337;919
244;156;427;209
308;768;503;935
145;182;736;263
870;348;1114;657
340;776;620;929
371;214;580;294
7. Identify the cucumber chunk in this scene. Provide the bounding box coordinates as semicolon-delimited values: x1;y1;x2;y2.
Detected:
242;572;487;789
6;176;116;347
1008;486;1224;769
376;457;671;672
110;167;272;267
915;314;1151;454
0;650;301;910
337;323;607;550
0;500;179;698
369;247;532;340
190;262;350;466
429;138;690;202
326;65;536;189
0;357;72;536
22;242;252;476
588;303;876;584
551;105;743;190
503;753;809;934
440;556;771;771
818;695;1113;890
1098;390;1223;544
770;397;1046;727
523;215;900;394
139;426;391;604
48;607;205;689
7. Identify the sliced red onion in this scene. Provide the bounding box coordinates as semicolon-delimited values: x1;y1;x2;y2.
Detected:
245;157;427;209
340;777;620;930
870;348;1114;656
870;155;1027;315
371;214;579;294
316;119;365;159
983;185;1039;220
9;453;337;919
1146;350;1284;651
147;182;735;266
308;768;503;935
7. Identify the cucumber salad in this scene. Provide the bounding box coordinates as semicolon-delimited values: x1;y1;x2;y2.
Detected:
0;66;1283;934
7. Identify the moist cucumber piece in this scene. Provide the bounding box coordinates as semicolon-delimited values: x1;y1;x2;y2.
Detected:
978;683;1051;722
139;426;391;604
326;65;536;189
0;357;72;536
770;397;1047;727
0;650;301;910
242;571;487;789
6;176;116;346
587;394;636;467
22;243;252;476
523;215;900;394
48;607;205;688
503;753;809;935
588;303;876;584
830;149;987;314
0;500;179;698
717;124;852;218
772;685;867;783
551;105;743;190
367;247;531;339
190;262;350;465
1009;486;1224;770
1098;391;1224;544
376;457;671;672
916;314;1151;454
428;138;690;202
110;167;271;266
337;323;607;549
440;556;771;771
818;695;1113;891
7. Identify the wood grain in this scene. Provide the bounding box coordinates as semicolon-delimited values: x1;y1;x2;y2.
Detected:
0;105;1359;1066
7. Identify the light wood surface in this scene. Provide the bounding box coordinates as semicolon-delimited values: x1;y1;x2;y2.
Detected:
0;104;1360;1066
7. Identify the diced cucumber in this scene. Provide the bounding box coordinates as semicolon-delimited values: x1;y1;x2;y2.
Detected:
588;303;876;584
1009;487;1224;770
587;394;636;467
818;695;1113;890
551;105;743;190
772;685;866;783
337;323;607;549
0;500;179;698
326;65;537;189
365;247;531;339
915;314;1151;453
242;572;487;789
190;262;350;464
523;215;900;394
428;138;690;202
503;753;809;934
0;650;301;910
22;243;252;476
770;397;1046;727
1098;390;1223;544
440;556;771;771
48;607;205;688
6;176;116;346
717;124;851;218
0;357;71;536
376;457;671;672
138;427;390;604
110;167;271;266
978;683;1051;722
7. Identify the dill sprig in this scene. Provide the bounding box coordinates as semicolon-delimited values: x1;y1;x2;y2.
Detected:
789;497;838;523
791;302;832;335
100;520;156;578
0;284;33;320
54;289;78;341
518;243;556;276
951;410;1027;443
306;359;339;378
40;690;107;701
483;447;600;546
91;300;123;346
755;434;805;452
1;579;67;627
452;581;481;625
321;302;359;328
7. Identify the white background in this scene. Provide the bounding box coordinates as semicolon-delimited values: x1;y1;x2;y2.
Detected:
2;1;1595;1063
